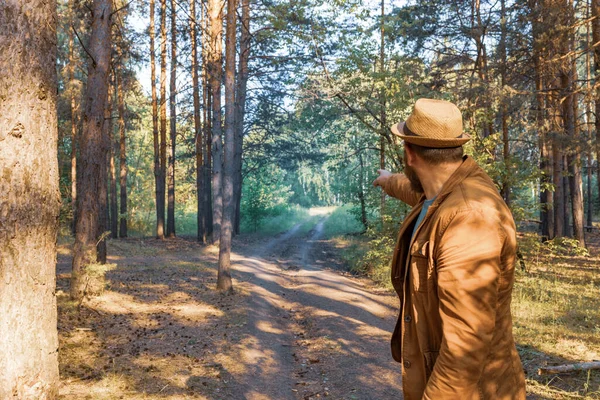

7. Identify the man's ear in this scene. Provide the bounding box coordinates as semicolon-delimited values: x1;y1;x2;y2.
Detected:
404;143;415;167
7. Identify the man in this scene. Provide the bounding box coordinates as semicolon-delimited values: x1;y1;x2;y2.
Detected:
373;98;526;399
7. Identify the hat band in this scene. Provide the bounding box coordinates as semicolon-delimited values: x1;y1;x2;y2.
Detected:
403;122;465;139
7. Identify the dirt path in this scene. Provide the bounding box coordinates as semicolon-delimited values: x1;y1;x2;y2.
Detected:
56;214;402;399
230;216;402;399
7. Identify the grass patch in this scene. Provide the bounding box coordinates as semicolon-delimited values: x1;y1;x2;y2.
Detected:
515;232;600;398
242;205;311;236
322;205;364;238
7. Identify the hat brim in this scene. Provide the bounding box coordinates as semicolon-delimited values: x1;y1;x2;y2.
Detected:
391;122;471;148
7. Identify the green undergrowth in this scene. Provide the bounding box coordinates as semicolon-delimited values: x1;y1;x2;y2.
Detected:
321;205;364;238
241;205;312;236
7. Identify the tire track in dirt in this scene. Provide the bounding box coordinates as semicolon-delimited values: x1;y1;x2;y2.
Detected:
231;214;402;400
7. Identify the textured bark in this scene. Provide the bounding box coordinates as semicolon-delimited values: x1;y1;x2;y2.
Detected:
208;0;224;243
149;0;163;239
71;0;113;300
0;1;60;397
553;133;565;238
69;0;79;235
203;7;214;239
530;0;554;239
562;0;584;245
167;0;177;237
233;0;250;235
499;0;510;207
191;0;207;243
379;0;386;218
98;77;113;263
108;79;118;238
158;0;168;239
218;0;237;292
593;0;600;207
568;79;585;245
117;68;128;238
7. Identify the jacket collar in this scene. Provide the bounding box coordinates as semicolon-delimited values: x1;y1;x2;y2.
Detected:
410;156;478;234
431;155;478;206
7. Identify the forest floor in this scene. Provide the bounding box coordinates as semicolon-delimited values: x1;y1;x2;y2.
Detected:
55;212;600;400
56;210;402;400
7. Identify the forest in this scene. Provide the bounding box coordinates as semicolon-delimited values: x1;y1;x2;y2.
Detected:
1;0;600;398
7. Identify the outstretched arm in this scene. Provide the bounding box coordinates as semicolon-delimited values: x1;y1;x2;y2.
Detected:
373;169;422;207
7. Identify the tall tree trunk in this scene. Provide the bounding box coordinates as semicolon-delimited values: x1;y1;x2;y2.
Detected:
233;0;250;235
71;0;113;300
531;0;554;239
158;0;168;239
167;0;177;237
150;0;163;239
379;0;386;219
98;76;113;261
553;130;565;238
69;0;79;236
117;68;128;238
109;78;119;238
191;0;207;243
218;0;236;292
592;0;600;210
562;0;584;245
0;1;60;396
586;0;594;230
499;0;510;206
203;15;214;239
208;0;224;243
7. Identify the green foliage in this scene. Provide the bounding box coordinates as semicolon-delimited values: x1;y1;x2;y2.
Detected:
543;237;590;257
519;232;590;260
240;165;293;232
322;205;364;238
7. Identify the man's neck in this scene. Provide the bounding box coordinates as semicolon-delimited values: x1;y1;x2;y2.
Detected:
417;161;462;200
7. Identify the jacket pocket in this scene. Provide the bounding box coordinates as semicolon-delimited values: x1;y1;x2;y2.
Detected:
410;240;430;292
424;350;439;381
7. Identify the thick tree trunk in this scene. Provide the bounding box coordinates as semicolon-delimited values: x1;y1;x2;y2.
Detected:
0;1;60;396
117;68;128;238
71;0;113;300
191;0;206;243
158;0;168;239
208;0;224;243
150;0;163;239
218;0;237;292
167;0;177;237
233;0;250;235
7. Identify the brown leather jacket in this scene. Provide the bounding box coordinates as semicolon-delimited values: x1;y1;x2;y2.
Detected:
382;156;526;400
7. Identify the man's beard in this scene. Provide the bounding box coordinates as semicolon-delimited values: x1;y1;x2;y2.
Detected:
404;163;424;193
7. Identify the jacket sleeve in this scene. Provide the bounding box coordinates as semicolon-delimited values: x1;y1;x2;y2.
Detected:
423;209;502;400
382;173;422;206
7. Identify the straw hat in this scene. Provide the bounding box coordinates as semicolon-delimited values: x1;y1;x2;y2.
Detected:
391;98;470;148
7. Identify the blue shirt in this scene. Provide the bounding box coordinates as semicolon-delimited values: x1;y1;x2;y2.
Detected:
412;197;436;239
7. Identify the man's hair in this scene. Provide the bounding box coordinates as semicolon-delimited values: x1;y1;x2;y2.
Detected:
405;143;464;165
